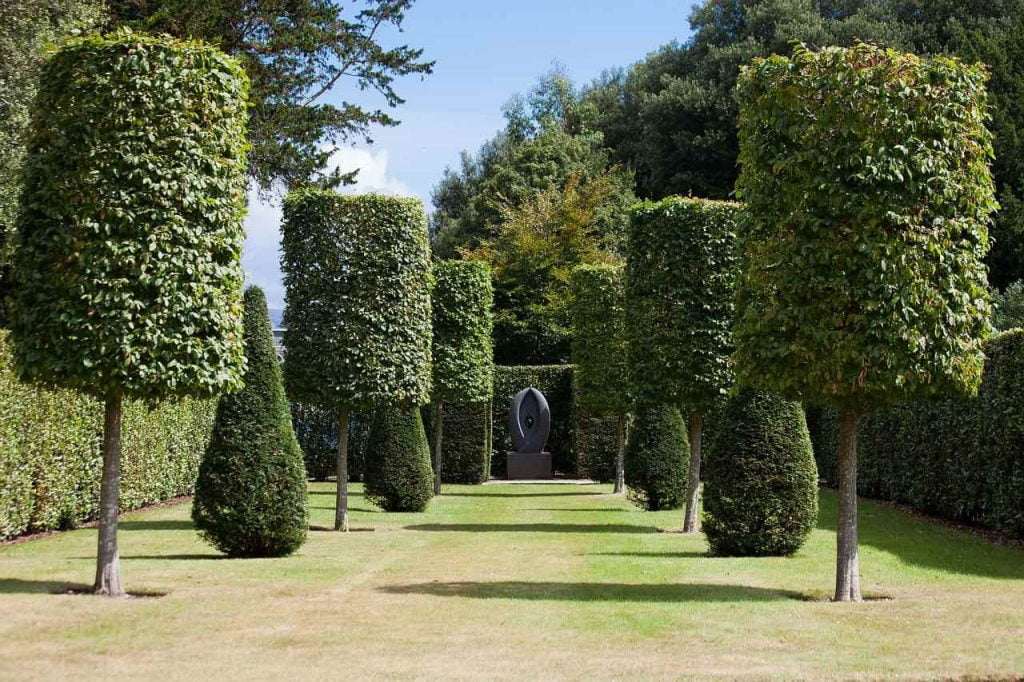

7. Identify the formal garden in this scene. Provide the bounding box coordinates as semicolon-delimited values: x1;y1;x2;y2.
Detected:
1;2;1023;679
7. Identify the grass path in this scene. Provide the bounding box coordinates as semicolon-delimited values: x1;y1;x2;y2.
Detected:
1;482;1022;680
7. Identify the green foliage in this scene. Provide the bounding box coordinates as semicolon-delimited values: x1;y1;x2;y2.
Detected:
432;260;494;404
573;399;620;483
192;287;308;557
703;389;818;556
625;197;740;410
492;365;575;476
363;407;434;512
422;402;491;484
734;43;995;412
807;330;1024;540
8;30;249;401
624;405;688;511
993;280;1024;331
281;191;432;411
570;264;629;415
290;404;370;482
108;0;433;192
0;0;105;292
584;0;1024;287
0;332;216;540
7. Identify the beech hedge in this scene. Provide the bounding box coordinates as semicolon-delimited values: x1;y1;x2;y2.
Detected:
423;402;491;484
432;260;494;404
807;330;1024;540
0;332;215;540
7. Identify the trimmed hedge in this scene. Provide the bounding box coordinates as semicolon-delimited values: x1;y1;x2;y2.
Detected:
192;286;307;557
573;400;620;483
807;330;1024;540
625;405;688;511
703;389;818;556
423;402;491;484
364;407;434;512
0;332;215;540
570;265;629;415
432;260;494;404
290;404;369;482
492;365;574;476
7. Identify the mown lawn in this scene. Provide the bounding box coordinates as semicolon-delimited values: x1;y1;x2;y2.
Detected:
1;482;1022;680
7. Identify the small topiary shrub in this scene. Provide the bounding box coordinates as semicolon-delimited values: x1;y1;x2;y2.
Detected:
703;389;818;556
364;407;434;512
625;405;688;511
193;286;308;557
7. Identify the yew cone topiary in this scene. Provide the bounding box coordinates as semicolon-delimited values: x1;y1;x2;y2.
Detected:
624;405;688;511
703;389;818;557
364;407;434;513
192;286;308;557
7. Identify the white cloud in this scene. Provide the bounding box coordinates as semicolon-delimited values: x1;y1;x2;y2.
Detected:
242;147;417;313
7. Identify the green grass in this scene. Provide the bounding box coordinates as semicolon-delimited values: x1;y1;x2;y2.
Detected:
1;482;1022;680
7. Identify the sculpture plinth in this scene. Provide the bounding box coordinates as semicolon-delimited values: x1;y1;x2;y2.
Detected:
506;387;552;479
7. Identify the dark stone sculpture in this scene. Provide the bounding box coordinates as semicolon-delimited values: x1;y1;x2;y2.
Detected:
507;387;553;479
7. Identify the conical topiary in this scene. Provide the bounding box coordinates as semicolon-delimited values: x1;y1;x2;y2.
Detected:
364;407;434;512
192;286;308;557
625;405;688;511
703;388;818;556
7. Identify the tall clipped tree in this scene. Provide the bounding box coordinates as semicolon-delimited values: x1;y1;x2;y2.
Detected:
281;191;432;532
7;31;249;596
570;264;630;493
625;197;740;532
735;44;995;601
431;260;494;494
193;286;308;558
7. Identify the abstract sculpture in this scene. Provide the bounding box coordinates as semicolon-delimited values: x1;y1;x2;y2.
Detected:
507;387;553;479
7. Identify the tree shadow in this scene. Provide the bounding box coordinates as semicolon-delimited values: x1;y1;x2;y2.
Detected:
524;508;628;513
587;551;710;559
442;491;599;498
378;580;805;602
404;523;658;534
0;578;89;594
121;554;225;561
119;520;193;531
816;492;1024;580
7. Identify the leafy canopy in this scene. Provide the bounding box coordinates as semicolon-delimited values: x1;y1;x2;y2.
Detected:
9;30;249;400
734;43;995;411
626;197;740;410
281;190;432;410
431;260;494;404
570;264;629;415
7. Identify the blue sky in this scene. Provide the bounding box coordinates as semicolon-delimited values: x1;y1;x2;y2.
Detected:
247;0;701;311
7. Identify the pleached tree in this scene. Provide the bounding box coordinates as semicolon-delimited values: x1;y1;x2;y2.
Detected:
735;44;995;601
193;286;308;557
281;191;432;531
626;197;740;531
430;260;494;494
570;264;630;493
7;31;249;595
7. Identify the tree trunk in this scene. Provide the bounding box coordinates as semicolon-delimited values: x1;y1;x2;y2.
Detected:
335;408;350;532
683;411;703;533
94;392;125;597
613;413;626;494
433;402;444;495
835;407;862;601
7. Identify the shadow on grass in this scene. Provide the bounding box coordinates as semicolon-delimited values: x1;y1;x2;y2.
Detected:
588;551;709;559
816;490;1024;580
405;523;657;534
379;580;804;602
442;491;598;498
0;579;88;594
524;508;629;513
310;506;377;513
121;554;224;561
119;520;193;531
309;489;366;496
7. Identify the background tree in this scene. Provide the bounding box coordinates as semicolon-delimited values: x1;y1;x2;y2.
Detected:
281;191;432;532
624;405;688;511
430;260;494;494
993;280;1024;330
570;264;630;493
364;406;434;512
193;286;308;558
583;0;1024;287
108;0;434;192
0;0;106;323
734;44;995;601
625;197;740;532
8;31;249;595
703;389;818;557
